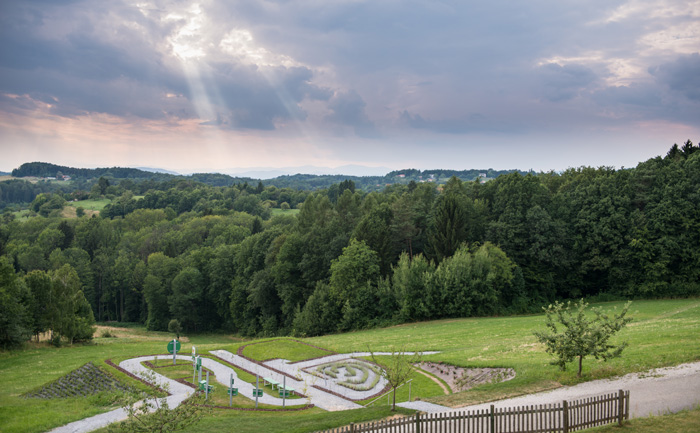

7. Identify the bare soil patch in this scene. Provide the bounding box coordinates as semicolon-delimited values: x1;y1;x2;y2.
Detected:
416;362;515;393
94;325;190;342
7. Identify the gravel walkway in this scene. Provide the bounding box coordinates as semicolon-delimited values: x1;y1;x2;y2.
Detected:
397;361;700;418
49;355;196;433
48;354;700;432
211;350;362;411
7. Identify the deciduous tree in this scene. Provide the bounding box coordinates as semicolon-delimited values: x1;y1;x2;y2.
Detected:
369;347;421;411
533;299;632;376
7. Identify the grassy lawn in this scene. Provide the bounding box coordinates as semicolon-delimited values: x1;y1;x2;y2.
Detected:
240;338;333;362
68;198;111;211
271;208;300;217
1;299;698;433
589;406;700;433
10;209;34;222
308;299;700;407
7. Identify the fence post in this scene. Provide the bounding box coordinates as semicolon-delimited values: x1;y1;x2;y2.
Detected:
415;412;421;433
490;404;495;433
349;422;355;433
563;400;569;433
625;391;630;420
617;390;624;426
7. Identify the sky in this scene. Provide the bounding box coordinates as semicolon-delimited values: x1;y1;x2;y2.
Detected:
1;0;699;175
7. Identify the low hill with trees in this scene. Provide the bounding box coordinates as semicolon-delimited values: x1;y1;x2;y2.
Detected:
0;140;698;345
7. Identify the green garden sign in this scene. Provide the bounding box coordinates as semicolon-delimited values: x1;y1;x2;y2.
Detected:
253;388;263;397
167;339;181;354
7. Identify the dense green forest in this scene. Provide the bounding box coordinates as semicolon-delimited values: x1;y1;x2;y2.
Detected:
1;141;698;348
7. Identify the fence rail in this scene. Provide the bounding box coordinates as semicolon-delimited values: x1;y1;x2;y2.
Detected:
317;390;630;433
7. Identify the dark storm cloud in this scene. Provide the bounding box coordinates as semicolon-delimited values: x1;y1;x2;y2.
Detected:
537;63;600;102
0;0;698;144
0;0;331;131
326;90;379;138
208;63;329;130
650;53;700;101
399;111;512;135
592;84;662;107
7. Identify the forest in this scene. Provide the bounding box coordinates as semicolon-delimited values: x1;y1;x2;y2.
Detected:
0;141;698;348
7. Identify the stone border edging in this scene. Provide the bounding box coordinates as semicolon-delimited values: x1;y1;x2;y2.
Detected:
311;383;392;403
104;359;170;396
233;352;309;383
174;378;197;388
143;360;215;377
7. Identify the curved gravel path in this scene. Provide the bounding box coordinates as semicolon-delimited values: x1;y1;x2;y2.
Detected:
48;355;700;432
398;361;700;418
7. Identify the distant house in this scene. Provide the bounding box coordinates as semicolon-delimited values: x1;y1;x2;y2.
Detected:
398;174;406;178
479;173;487;177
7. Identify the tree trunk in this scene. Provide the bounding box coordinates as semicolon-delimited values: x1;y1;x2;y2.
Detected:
392;388;396;411
578;355;583;377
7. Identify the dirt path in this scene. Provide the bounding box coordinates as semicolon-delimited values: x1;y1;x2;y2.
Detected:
413;367;450;395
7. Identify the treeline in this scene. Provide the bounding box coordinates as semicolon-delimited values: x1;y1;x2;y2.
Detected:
11;162;174;181
0;179;63;208
1;141;699;346
0;257;95;349
3;162;525;208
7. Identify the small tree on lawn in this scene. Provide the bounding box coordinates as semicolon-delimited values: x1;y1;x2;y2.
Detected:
369;347;421;411
168;319;182;340
533;299;632;377
108;370;209;433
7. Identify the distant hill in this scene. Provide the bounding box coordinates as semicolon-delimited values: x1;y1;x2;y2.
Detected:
224;164;392;178
134;167;181;175
10;162;525;192
12;162;173;181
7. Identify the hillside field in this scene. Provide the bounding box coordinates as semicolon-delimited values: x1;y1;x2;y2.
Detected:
0;298;698;433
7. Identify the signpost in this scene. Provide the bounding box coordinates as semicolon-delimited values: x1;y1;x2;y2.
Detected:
229;374;235;406
167;339;181;365
196;356;202;383
255;374;260;408
191;346;197;383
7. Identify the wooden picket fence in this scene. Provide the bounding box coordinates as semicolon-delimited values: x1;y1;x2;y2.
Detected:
318;390;630;433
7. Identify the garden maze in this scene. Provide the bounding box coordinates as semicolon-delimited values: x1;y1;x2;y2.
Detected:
305;359;383;392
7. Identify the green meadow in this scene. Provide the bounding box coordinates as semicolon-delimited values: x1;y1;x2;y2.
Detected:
270;208;301;217
68;198;112;211
0;298;698;433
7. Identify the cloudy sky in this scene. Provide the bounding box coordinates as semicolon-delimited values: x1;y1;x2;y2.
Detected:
1;0;698;175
